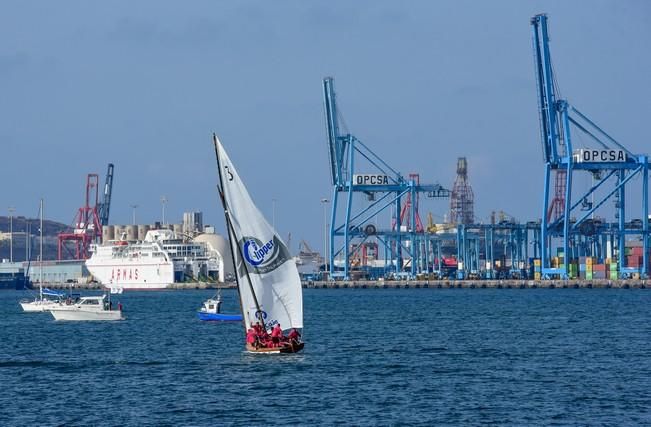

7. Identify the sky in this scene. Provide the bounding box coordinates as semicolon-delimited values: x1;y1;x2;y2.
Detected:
1;1;650;252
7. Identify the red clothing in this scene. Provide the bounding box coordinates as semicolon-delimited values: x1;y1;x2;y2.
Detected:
271;325;282;338
246;329;256;345
288;329;300;340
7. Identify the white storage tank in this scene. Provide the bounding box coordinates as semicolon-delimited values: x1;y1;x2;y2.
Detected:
114;225;125;241
126;225;138;241
193;232;233;282
137;225;150;241
102;225;115;242
173;223;183;237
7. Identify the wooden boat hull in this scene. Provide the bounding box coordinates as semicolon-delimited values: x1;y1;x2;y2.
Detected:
246;341;304;354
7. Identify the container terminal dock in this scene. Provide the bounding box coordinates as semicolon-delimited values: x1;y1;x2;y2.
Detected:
315;15;649;284
0;15;649;289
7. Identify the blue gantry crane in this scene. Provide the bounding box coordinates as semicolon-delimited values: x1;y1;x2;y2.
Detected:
98;163;114;227
322;77;450;280
531;14;649;279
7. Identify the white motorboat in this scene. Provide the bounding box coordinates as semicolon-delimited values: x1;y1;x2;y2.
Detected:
49;295;124;321
201;295;223;314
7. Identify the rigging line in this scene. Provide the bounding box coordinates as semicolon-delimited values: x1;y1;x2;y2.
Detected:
550;57;562;102
571;107;635;156
568;117;610;150
336;102;350;135
355;139;403;180
353;146;402;183
548;60;569;157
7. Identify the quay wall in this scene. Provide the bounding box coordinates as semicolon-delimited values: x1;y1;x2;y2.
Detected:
302;279;649;289
40;282;237;290
37;280;649;290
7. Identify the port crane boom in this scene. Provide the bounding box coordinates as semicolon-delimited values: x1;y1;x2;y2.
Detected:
98;163;114;226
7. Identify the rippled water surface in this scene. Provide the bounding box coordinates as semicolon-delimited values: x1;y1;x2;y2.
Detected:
1;288;650;425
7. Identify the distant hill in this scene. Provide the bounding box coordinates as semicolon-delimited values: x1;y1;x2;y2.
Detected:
0;216;71;262
0;216;70;236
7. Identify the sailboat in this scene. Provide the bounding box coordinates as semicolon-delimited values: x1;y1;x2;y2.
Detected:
20;199;63;312
213;134;304;354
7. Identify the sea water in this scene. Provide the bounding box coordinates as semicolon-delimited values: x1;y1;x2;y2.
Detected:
1;289;649;425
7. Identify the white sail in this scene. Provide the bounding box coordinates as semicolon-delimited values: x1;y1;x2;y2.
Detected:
215;136;303;332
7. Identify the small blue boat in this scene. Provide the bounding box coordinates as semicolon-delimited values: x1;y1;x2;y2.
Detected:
197;311;243;322
197;294;242;322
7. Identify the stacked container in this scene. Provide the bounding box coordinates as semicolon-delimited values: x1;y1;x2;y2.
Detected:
568;262;577;279
592;263;606;279
533;259;541;280
585;256;593;280
626;246;643;269
606;258;619;279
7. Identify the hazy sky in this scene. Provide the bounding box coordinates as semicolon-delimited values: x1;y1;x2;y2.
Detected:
2;1;650;250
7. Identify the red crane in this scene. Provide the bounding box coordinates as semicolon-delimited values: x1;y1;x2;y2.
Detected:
57;174;103;260
392;173;425;233
547;169;567;222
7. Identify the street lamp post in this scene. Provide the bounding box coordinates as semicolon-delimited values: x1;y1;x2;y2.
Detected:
8;206;15;263
160;196;168;226
320;198;330;279
130;204;139;225
25;219;30;261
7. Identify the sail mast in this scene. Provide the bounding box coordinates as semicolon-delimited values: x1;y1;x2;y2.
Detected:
212;134;264;328
39;198;43;300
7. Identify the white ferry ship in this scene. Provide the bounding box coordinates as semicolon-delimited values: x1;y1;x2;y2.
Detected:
86;229;231;290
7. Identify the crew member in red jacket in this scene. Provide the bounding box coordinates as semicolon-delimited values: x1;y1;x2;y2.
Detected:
287;328;301;344
246;328;258;348
271;323;283;347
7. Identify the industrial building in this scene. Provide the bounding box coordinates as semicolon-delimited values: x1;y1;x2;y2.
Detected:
0;259;88;287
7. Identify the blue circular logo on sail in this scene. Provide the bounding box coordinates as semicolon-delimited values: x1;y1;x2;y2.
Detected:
239;236;290;274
